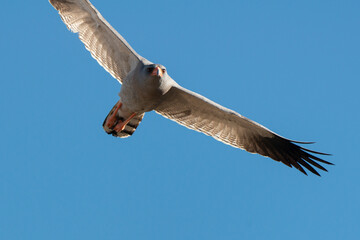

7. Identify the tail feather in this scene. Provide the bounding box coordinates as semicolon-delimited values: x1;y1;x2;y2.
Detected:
103;101;145;138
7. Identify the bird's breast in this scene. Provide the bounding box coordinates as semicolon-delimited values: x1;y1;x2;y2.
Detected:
119;80;164;113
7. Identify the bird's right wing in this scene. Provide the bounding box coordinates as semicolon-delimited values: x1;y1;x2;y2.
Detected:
155;85;332;176
50;0;144;83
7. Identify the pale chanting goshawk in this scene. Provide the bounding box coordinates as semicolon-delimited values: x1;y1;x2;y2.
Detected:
49;0;332;176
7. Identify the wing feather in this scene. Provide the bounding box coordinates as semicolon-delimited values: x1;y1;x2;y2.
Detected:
155;85;332;176
49;0;144;83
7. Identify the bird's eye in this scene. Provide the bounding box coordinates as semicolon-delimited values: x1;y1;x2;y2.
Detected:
162;69;166;74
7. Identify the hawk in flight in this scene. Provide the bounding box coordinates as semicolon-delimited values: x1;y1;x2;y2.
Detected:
50;0;332;176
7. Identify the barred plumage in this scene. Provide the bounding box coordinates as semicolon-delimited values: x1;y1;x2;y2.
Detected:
102;102;145;138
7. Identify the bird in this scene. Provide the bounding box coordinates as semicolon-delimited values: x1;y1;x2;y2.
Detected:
49;0;332;176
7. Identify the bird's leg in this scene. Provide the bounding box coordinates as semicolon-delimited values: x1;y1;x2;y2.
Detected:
106;101;123;128
113;112;137;132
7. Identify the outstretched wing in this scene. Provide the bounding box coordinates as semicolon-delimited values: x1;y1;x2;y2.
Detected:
155;85;332;176
50;0;144;83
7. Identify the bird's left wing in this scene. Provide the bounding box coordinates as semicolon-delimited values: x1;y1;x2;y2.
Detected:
50;0;144;83
155;85;332;176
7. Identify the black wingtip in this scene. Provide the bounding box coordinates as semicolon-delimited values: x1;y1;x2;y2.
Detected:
291;140;316;144
260;135;333;176
292;161;308;176
300;147;332;156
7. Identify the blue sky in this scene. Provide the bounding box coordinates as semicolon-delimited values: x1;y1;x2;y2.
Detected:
1;0;359;239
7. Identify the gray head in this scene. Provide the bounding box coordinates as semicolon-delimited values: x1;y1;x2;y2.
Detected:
143;63;167;79
130;62;173;94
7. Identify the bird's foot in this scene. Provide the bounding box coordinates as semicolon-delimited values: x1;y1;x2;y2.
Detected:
113;112;137;132
105;101;123;128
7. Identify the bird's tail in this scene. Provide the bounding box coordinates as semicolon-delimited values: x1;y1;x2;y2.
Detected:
103;101;145;138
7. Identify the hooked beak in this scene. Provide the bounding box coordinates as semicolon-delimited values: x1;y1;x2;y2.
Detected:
151;66;163;78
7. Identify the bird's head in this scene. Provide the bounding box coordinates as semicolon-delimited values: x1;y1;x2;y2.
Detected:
144;64;167;80
133;63;172;92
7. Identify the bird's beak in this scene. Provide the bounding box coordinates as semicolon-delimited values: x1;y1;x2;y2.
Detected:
151;66;163;77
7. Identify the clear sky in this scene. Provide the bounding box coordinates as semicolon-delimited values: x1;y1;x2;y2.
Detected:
1;1;359;239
